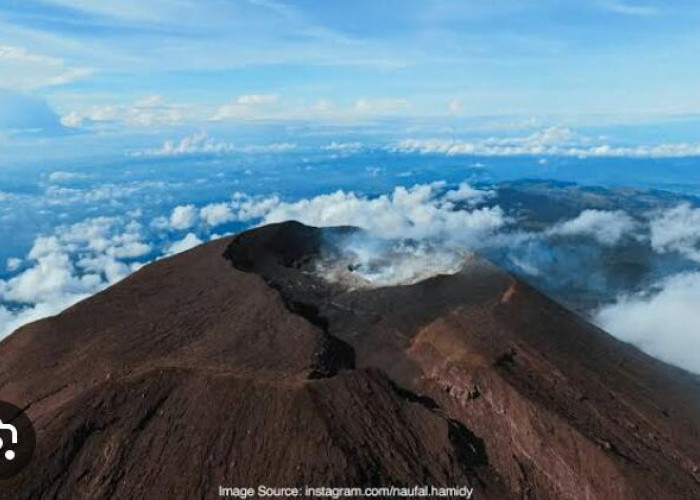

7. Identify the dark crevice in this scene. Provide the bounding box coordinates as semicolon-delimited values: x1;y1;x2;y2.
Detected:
286;299;329;331
448;419;488;469
387;379;490;475
264;276;356;379
308;334;356;379
267;283;356;378
388;380;440;410
224;238;357;379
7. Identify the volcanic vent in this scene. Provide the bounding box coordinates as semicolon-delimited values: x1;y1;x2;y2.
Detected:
1;221;699;499
313;232;474;289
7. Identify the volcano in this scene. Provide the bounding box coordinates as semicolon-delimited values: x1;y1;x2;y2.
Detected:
1;221;699;499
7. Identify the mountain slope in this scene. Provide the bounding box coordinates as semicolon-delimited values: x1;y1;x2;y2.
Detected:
0;222;699;499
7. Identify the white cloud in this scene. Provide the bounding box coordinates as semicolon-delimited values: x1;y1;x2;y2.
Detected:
60;95;196;129
6;258;22;272
54;217;152;258
0;45;92;90
131;131;296;157
573;143;700;158
0;250;94;304
109;240;151;259
649;204;700;262
166;233;203;255
443;182;495;206
0;295;89;338
59;111;85;128
390;128;700;158
0;216;150;336
310;99;333;113
212;94;415;122
199;203;235;227
599;1;659;17
596;272;700;375
137;131;225;156
447;98;464;115
47;171;89;183
354;98;411;115
77;255;131;284
548;210;637;246
235;142;297;154
233;182;507;243
43;180;174;206
390;127;574;156
169;205;198;230
321;141;364;153
236;94;280;106
212;93;281;121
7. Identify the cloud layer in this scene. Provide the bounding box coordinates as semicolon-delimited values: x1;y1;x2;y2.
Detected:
391;128;700;158
547;209;637;246
596;272;700;373
649;204;700;262
128;127;700;161
130;131;297;157
233;182;505;243
0;217;149;336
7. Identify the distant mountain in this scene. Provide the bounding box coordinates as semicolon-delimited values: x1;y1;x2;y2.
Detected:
485;180;700;314
1;222;699;499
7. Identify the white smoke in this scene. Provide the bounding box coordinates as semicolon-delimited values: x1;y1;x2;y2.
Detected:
315;234;473;289
232;182;504;289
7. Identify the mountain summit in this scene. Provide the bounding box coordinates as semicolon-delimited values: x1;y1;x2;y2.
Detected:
1;222;699;499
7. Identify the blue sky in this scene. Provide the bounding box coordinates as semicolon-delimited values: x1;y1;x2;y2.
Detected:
2;0;700;145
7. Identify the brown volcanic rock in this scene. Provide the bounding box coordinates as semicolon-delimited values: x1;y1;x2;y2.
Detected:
1;221;699;499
